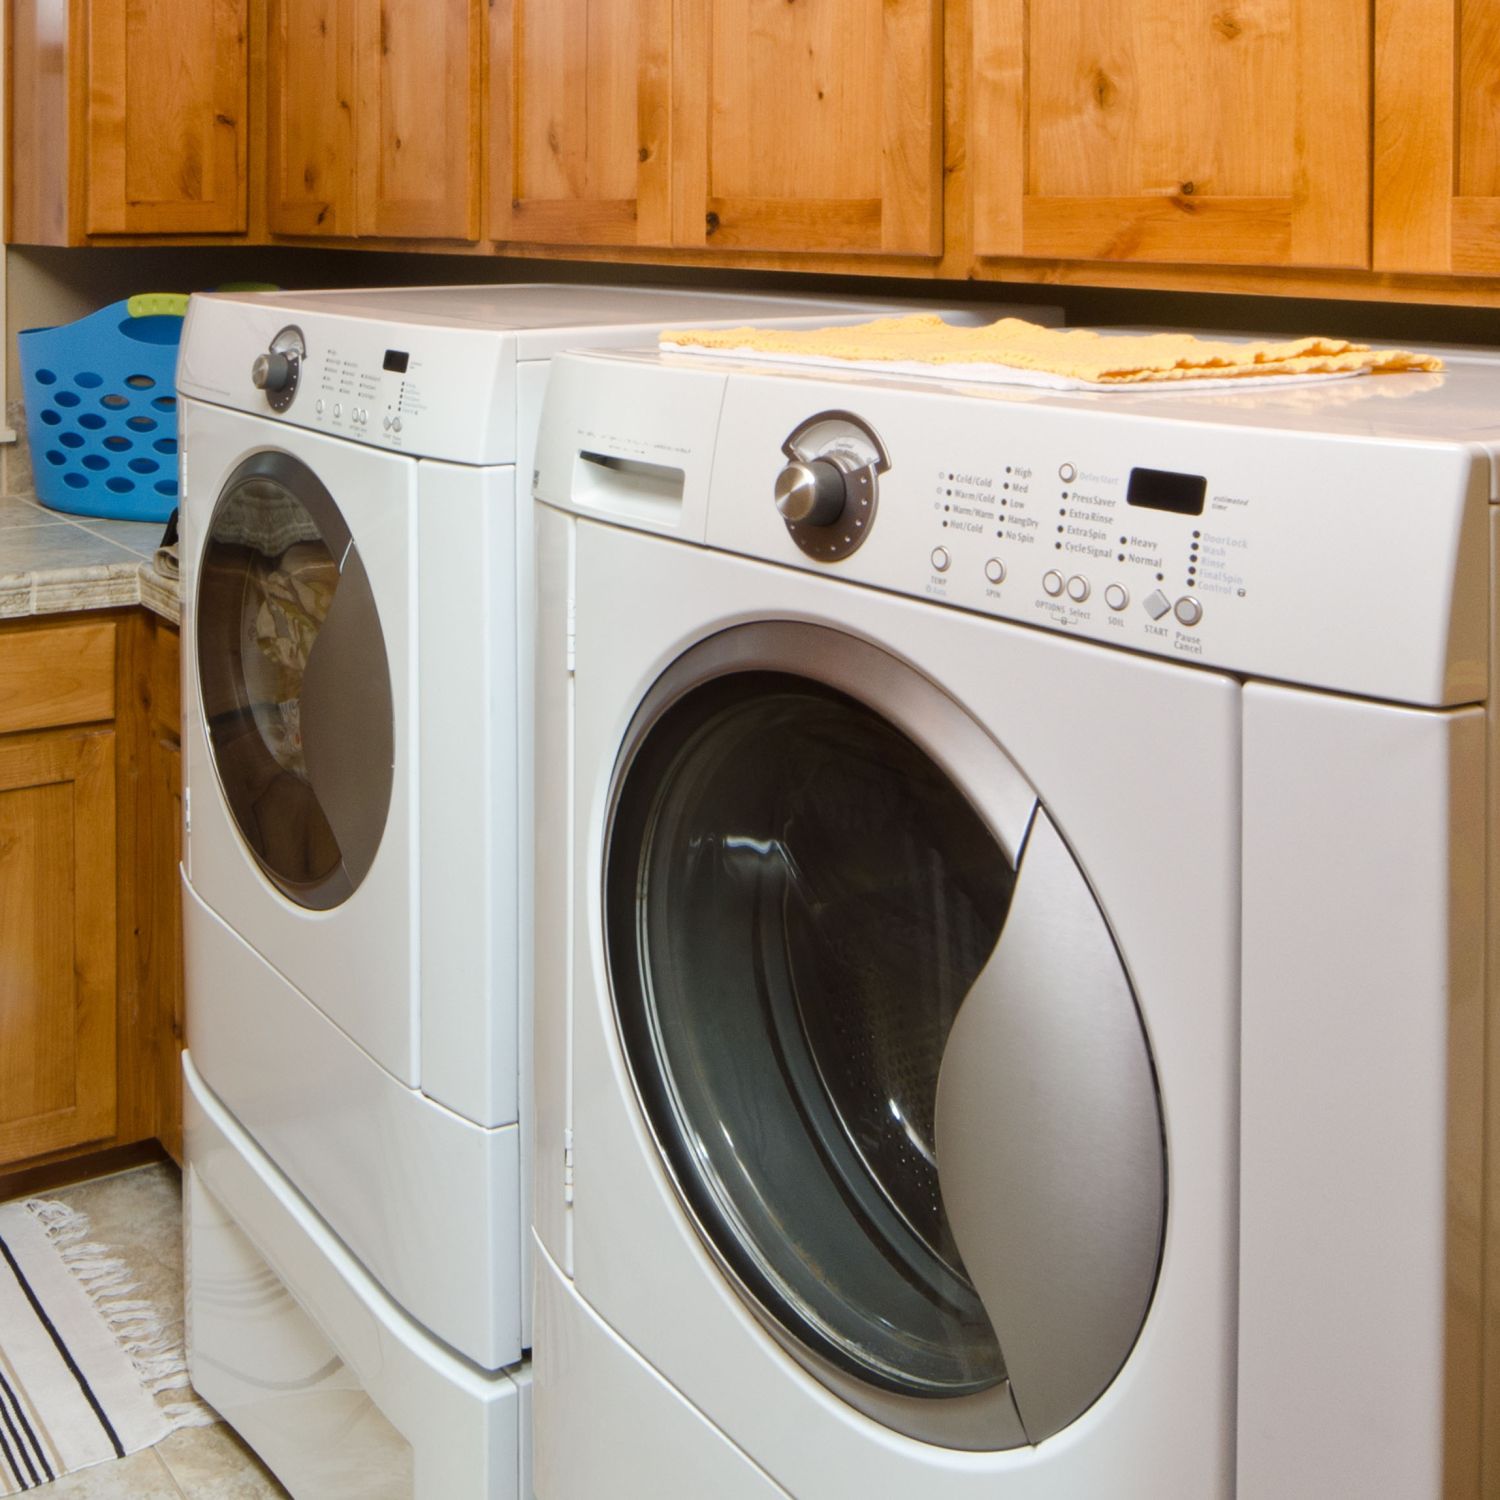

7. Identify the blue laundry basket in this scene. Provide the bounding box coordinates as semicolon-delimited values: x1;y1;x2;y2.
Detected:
19;293;186;522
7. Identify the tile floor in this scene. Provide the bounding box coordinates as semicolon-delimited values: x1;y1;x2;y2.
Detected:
5;1164;289;1498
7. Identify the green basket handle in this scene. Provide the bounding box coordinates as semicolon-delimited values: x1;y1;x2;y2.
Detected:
126;292;190;319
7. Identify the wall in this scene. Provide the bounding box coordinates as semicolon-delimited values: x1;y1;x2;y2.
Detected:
11;241;1500;492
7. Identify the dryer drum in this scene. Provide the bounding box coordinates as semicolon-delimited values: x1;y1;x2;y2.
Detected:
604;624;1167;1451
196;450;395;911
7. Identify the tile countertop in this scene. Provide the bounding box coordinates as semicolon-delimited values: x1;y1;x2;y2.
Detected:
0;493;179;625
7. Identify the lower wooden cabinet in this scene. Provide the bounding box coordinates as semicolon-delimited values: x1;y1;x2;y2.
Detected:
0;726;117;1163
0;610;184;1180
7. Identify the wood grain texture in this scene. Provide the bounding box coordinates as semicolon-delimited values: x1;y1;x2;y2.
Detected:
0;620;116;736
0;612;185;1178
674;0;942;254
8;0;83;245
356;0;481;239
1373;0;1455;272
266;0;356;236
1376;1;1500;276
113;613;183;1165
0;727;117;1166
85;0;250;235
1022;195;1293;265
488;0;672;247
1458;1;1500;197
973;0;1369;268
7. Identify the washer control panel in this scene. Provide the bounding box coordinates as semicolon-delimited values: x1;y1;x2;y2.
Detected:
690;366;1488;705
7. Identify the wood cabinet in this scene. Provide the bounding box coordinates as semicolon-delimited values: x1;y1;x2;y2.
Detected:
967;0;1369;269
358;0;481;239
267;0;482;241
0;621;118;1165
1374;0;1500;276
0;611;184;1180
488;0;672;247
17;0;1500;301
488;0;941;256
672;0;943;255
266;0;357;237
10;0;250;244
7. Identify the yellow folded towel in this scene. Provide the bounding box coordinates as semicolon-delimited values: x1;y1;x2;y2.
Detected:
660;315;1442;384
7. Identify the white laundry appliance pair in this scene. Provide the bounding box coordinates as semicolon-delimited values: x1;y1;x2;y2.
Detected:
173;284;1039;1499
530;346;1496;1498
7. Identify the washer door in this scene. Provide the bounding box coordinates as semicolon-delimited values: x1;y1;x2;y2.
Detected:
605;623;1165;1451
195;451;394;911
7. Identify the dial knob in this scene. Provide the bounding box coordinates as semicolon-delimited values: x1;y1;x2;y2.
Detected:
252;351;294;392
774;459;846;527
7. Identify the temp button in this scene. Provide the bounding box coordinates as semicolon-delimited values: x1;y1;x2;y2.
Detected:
1174;596;1203;627
1042;570;1064;598
931;547;951;573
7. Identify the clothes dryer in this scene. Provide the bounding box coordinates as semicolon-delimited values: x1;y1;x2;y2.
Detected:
176;285;1037;1500
530;345;1495;1498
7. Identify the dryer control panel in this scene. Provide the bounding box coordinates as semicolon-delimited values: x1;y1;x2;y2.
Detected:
179;296;522;465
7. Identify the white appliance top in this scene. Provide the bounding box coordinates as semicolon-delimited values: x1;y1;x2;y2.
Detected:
533;346;1500;707
176;283;1037;466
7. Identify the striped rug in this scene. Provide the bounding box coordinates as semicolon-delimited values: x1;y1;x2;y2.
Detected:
0;1197;213;1493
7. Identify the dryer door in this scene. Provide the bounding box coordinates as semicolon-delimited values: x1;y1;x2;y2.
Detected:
195;450;394;911
604;622;1165;1451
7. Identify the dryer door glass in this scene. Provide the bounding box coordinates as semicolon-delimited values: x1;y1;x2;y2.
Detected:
196;451;393;911
606;633;1165;1452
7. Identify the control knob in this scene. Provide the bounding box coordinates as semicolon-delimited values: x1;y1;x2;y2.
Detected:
774;459;847;527
251;352;294;392
253;325;305;413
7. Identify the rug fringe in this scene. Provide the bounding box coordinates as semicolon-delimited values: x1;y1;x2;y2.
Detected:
23;1196;219;1433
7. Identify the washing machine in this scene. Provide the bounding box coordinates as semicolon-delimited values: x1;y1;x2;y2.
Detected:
174;284;1040;1499
530;345;1494;1498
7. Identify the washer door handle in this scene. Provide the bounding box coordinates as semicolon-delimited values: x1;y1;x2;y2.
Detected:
934;809;1165;1444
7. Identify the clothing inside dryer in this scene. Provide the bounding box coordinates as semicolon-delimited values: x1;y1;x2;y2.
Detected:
608;672;1016;1405
196;454;392;911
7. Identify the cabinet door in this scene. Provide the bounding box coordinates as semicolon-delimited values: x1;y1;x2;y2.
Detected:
267;0;357;236
673;0;942;255
1374;0;1500;274
970;0;1369;268
0;730;116;1167
489;0;672;246
355;0;482;240
85;0;249;235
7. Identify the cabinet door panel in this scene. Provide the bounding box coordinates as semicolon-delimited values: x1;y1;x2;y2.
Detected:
85;0;249;235
267;0;357;236
674;0;942;255
0;731;116;1166
490;0;671;246
972;0;1369;268
1375;0;1500;275
356;0;481;240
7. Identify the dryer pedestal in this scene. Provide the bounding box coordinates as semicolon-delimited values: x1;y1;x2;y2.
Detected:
184;1055;532;1500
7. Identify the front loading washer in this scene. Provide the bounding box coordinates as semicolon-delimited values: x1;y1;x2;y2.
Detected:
530;345;1495;1498
175;285;1036;1499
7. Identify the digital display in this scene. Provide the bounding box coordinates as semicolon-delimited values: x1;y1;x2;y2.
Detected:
383;349;410;374
1127;466;1206;516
